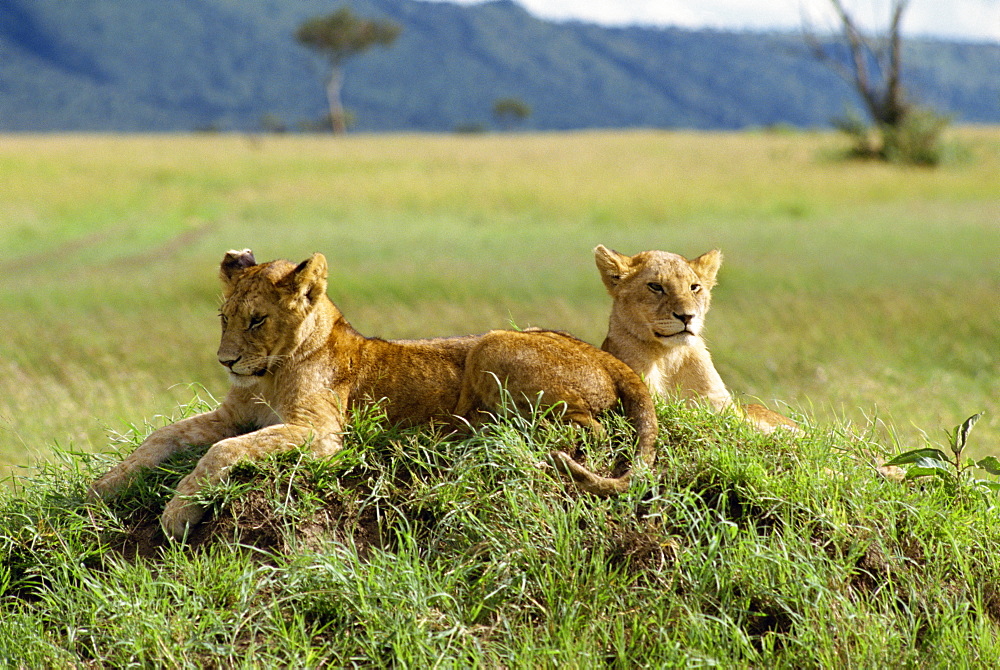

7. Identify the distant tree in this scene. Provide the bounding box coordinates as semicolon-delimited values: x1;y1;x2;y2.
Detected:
296;7;401;134
453;122;487;134
259;113;287;134
492;97;531;130
804;0;949;164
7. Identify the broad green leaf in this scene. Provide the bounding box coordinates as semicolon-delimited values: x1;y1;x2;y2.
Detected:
904;457;953;481
885;448;950;467
952;411;984;456
905;467;943;480
915;456;952;470
975;456;1000;476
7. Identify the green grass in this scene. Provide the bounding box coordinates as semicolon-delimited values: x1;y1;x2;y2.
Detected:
2;128;998;664
3;400;1000;666
1;129;997;473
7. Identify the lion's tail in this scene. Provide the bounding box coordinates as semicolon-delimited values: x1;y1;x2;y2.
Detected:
551;362;658;496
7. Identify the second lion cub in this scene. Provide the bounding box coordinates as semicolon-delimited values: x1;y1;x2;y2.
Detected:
594;244;798;433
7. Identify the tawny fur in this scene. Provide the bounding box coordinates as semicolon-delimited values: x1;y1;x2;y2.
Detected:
457;329;658;496
594;244;798;433
90;250;658;539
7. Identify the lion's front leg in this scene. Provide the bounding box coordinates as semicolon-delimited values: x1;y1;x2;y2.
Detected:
159;422;343;540
89;408;240;500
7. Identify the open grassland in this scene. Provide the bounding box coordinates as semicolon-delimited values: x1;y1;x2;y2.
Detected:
1;129;997;470
1;129;1000;666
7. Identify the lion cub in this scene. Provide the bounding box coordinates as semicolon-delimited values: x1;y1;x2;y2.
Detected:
91;250;657;539
594;244;798;433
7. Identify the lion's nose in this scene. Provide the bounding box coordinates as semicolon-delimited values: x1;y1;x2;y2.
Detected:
674;313;693;325
218;354;241;370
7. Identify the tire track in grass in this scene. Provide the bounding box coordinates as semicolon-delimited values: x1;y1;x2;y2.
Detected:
0;220;217;277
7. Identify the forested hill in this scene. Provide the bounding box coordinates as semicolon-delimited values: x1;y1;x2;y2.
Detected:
1;0;997;132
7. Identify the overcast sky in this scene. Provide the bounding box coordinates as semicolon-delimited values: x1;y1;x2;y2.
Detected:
435;0;1000;42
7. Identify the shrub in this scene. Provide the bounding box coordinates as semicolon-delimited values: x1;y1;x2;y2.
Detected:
833;106;953;166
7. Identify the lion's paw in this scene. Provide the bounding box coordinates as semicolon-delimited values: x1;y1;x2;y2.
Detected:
160;496;206;541
88;468;129;501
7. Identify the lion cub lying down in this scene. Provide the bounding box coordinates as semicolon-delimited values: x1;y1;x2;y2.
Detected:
594;244;798;433
91;250;657;539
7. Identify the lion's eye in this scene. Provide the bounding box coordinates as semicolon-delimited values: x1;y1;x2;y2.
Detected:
647;282;664;294
691;284;702;293
248;315;267;330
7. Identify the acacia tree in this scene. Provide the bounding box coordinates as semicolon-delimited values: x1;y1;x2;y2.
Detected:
492;97;532;130
805;0;948;163
296;7;401;134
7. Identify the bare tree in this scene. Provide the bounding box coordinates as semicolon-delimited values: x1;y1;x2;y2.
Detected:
805;0;911;128
297;7;401;134
803;0;950;164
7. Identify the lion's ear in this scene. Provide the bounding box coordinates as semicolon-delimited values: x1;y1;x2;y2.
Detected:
689;249;722;287
594;245;633;292
286;252;328;306
220;249;256;294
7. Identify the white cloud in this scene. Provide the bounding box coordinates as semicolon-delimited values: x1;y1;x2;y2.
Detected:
435;0;1000;42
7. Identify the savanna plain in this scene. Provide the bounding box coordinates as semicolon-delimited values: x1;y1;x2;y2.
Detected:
1;129;999;667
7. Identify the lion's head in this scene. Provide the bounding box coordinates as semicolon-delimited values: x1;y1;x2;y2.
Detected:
216;249;329;386
594;245;721;348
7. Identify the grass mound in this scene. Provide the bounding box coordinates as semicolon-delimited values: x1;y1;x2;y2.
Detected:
2;400;999;666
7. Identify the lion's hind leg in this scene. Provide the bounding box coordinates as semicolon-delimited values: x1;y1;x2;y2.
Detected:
452;369;495;434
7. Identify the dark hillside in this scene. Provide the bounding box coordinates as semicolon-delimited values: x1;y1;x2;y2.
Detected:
0;0;996;131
